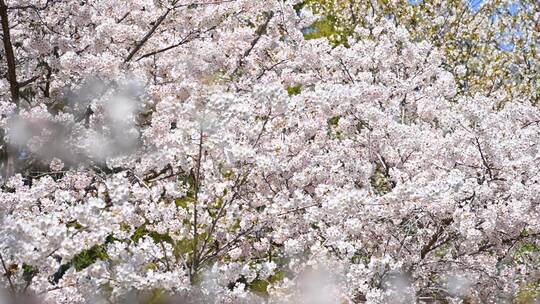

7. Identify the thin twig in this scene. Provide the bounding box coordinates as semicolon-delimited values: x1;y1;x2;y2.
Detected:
0;252;16;295
124;0;180;63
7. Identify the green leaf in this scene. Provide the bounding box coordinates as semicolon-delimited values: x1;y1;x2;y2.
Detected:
142;262;159;272
249;279;270;297
228;219;241;233
149;231;174;245
515;280;540;304
248;269;286;298
66;220;83;230
292;1;306;14
72;244;108;271
175;197;193;209
131;224;149;243
286;84;302;96
120;222;131;232
179;173;197;199
22;264;38;283
268;270;286;283
131;223;174;245
174;238;194;256
145;288;167;304
327;115;340;126
515;242;539;260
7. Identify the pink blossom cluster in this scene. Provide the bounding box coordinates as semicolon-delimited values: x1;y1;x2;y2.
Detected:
0;0;538;303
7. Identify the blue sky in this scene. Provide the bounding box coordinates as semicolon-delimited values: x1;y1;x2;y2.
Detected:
408;0;484;10
302;0;527;53
406;0;526;52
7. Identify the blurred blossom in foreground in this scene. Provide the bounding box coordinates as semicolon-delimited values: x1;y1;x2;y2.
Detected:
4;77;145;174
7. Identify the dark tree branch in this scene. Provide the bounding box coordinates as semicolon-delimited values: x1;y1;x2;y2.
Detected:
0;252;16;295
232;11;274;75
198;223;258;266
339;58;355;83
18;75;40;88
124;1;179;63
474;137;494;180
420;218;453;259
136;24;219;61
0;0;19;103
255;58;287;80
0;0;21;179
116;11;130;24
190;128;204;280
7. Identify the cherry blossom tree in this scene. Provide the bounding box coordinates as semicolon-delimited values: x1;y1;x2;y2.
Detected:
0;0;538;303
301;0;539;105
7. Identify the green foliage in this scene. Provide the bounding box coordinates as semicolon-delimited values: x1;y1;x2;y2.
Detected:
327;115;340;126
286;84;303;96
303;18;336;40
351;253;370;265
175;232;208;257
514;242;540;266
120;222;131;232
227;219;241;233
66;220;83;230
370;163;393;195
248;270;286;298
433;244;450;258
51;234;118;279
131;223;174;245
131;224;150;243
22;263;38;283
175;197;192;209
72;244;109;271
516;243;537;256
174;238;194;256
130;221;213;269
327;115;344;139
142;288;168;304
218;163;234;179
298;0;352;46
292;1;306;13
179;173;197;199
514;280;540;304
249;279;270;297
175;172;198;209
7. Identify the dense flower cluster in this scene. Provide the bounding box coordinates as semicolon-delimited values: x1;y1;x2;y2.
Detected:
301;0;540;105
0;0;538;303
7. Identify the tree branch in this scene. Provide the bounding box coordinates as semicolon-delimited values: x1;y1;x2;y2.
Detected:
474;137;493;180
136;22;223;61
0;252;16;296
190;128;204;281
18;75;40;88
0;0;19;103
232;11;274;75
420;218;453;259
124;1;179;63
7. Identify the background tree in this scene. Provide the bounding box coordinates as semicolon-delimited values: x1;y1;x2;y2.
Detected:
0;0;538;303
299;0;539;104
